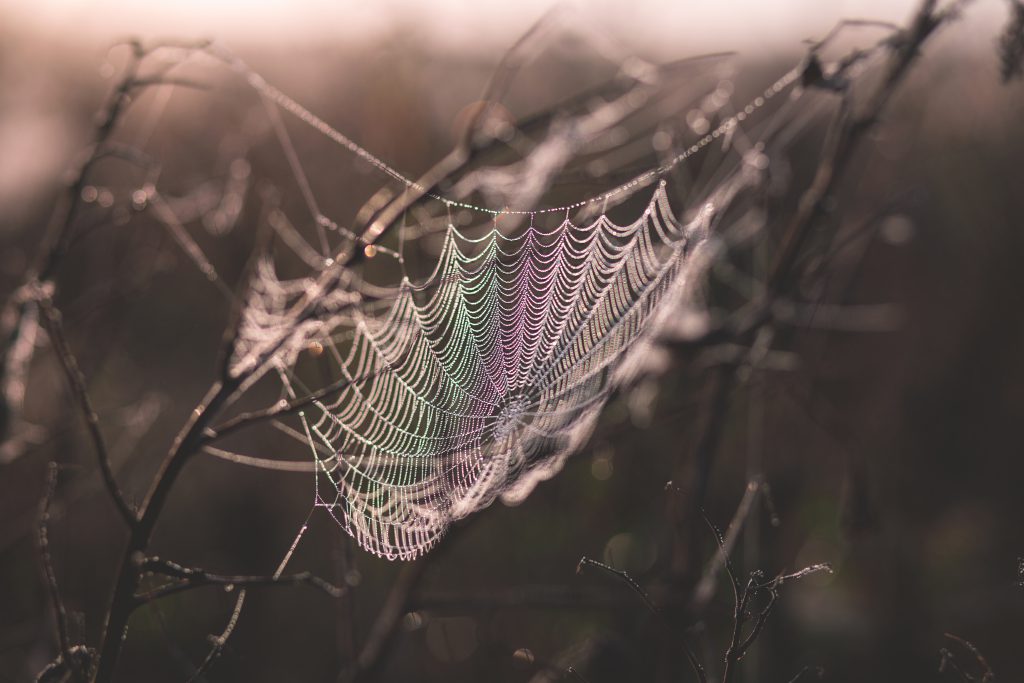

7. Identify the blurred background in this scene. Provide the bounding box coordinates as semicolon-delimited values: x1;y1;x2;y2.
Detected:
1;1;1023;682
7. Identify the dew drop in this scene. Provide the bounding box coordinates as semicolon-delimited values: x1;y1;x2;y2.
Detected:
512;648;535;667
131;189;149;211
401;611;425;631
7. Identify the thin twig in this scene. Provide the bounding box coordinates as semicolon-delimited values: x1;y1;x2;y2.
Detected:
576;556;706;683
37;462;85;681
187;589;247;683
699;508;831;683
33;287;136;527
133;557;345;605
787;665;825;682
939;633;996;682
700;510;744;683
692;479;763;610
34;646;94;683
576;556;659;615
769;0;961;294
203;370;376;443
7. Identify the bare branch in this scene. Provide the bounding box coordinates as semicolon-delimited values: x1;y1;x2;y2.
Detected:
769;0;963;294
341;560;428;683
93;379;238;683
699;506;831;683
133;557;345;605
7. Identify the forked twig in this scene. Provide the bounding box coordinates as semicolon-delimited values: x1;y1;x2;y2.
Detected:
699;509;831;683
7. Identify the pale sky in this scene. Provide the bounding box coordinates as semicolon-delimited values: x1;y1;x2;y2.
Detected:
0;0;1004;219
3;0;998;55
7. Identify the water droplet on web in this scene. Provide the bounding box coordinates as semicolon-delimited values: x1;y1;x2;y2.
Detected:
512;648;535;667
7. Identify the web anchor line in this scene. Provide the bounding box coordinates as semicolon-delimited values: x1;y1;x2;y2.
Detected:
210;43;799;218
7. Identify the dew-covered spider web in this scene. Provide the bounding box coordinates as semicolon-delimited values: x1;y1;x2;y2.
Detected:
166;34;819;559
278;184;710;559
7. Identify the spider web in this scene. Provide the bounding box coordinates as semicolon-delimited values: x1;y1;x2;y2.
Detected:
181;37;808;560
295;186;707;559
